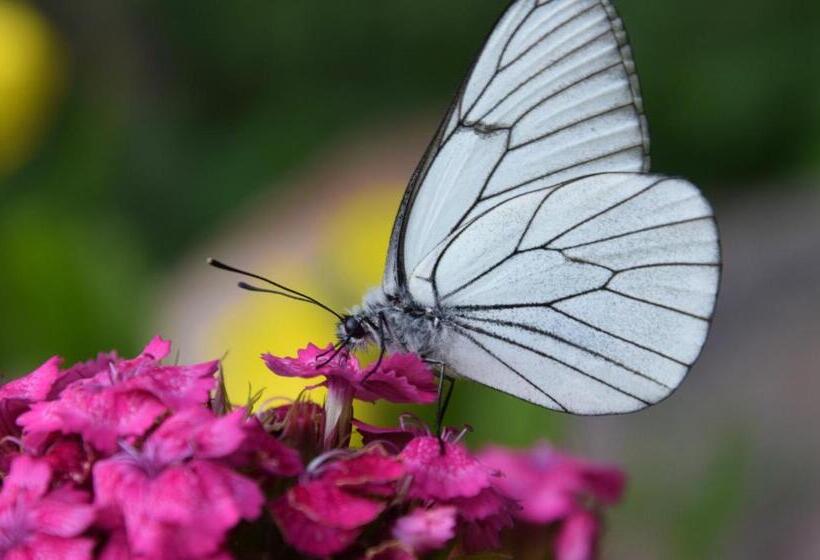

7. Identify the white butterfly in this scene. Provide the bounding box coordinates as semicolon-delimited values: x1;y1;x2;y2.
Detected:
215;0;720;416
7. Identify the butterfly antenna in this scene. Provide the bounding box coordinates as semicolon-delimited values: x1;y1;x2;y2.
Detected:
316;338;347;360
207;258;343;320
236;282;313;303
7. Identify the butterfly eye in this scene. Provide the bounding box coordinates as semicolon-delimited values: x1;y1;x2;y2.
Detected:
343;316;366;340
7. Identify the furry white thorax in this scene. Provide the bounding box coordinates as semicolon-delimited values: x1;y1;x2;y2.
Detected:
345;287;450;360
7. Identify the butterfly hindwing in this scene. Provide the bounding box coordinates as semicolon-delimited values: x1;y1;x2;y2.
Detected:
412;173;719;414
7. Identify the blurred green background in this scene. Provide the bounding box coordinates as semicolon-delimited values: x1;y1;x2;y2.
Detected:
1;1;819;558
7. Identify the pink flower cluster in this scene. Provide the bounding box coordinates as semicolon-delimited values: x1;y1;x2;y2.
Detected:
0;337;625;559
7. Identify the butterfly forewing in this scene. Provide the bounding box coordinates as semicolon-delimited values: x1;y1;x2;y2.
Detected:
384;0;720;414
385;0;650;291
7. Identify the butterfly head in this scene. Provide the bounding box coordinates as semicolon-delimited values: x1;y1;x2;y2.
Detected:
339;314;368;343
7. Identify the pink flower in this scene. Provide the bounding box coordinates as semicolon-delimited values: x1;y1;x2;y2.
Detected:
393;506;457;552
263;345;437;449
400;436;491;501
0;357;61;450
270;447;405;557
41;436;92;485
399;436;516;553
0;455;95;559
353;419;417;452
553;509;600;560
477;442;625;524
352;353;439;404
477;443;624;560
321;446;406;494
93;408;263;559
263;345;437;405
451;488;515;553
231;418;303;477
269;497;360;558
0;356;61;403
264;401;325;457
18;337;218;453
48;352;119;399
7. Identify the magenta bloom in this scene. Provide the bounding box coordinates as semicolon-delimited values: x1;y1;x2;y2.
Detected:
40;437;91;486
1;336;629;558
478;442;625;524
18;336;218;453
262;344;437;405
264;401;326;459
553;509;601;560
321;446;406;495
264;344;437;448
450;487;515;553
0;356;61;403
232;418;303;477
393;506;457;552
0;356;61;452
478;442;625;560
400;436;492;501
0;455;95;559
270;447;406;557
399;436;515;553
93;408;263;559
354;418;413;448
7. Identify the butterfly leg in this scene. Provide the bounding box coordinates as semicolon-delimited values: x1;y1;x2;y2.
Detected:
361;313;388;381
426;360;456;447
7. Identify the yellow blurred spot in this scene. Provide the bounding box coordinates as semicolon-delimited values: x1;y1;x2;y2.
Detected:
318;185;403;301
0;1;64;175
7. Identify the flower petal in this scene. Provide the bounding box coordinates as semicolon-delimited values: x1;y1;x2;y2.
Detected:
262;343;360;381
0;356;61;402
234;418;303;477
478;443;625;524
449;487;514;522
288;480;384;529
191;460;265;523
356;353;437;404
95;458;262;559
9;533;95;560
3;454;51;498
42;438;91;485
554;510;600;560
393;506;456;552
581;464;626;505
49;352;117;399
270;496;360;557
400;437;491;500
19;387;166;453
32;491;95;538
122;361;218;410
353;420;416;452
148;408;246;464
460;512;513;554
140;335;172;361
323;447;405;489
